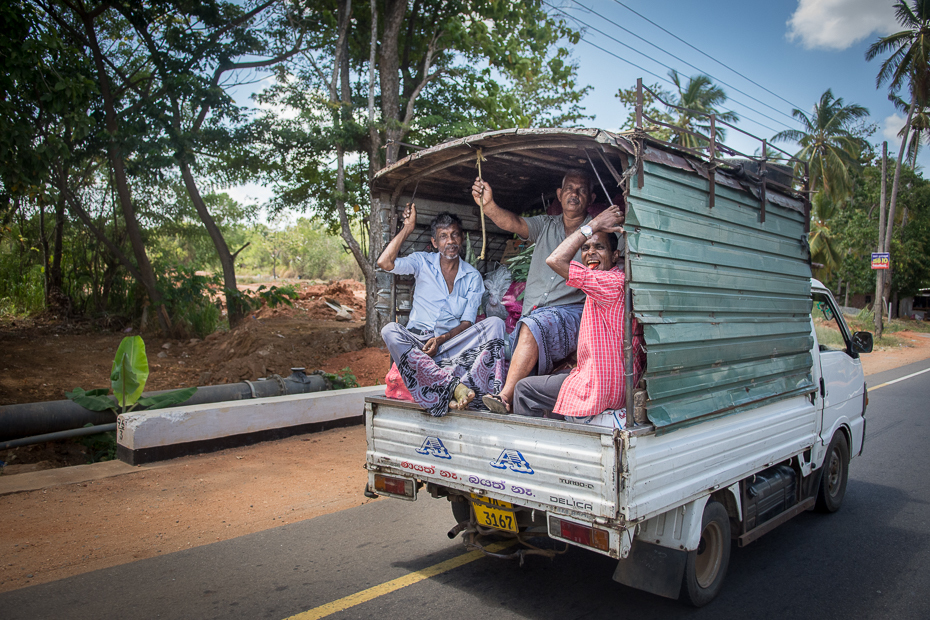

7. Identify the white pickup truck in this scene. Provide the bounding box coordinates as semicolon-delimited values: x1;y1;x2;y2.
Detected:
364;127;873;606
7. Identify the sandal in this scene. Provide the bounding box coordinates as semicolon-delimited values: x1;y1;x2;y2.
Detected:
482;393;511;415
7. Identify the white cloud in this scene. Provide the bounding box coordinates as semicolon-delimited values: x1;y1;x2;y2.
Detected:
786;0;899;50
883;113;906;143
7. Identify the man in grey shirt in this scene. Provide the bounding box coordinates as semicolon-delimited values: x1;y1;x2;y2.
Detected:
471;168;620;413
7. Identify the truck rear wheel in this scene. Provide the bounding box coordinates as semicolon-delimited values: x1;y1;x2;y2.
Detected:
816;432;849;513
680;500;731;607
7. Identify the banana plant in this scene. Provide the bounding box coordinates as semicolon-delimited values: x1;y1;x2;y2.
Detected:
66;336;197;414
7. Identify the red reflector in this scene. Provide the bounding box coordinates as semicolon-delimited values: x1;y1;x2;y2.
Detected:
559;519;591;545
374;474;412;497
553;518;609;551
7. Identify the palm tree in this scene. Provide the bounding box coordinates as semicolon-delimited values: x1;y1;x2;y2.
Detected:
667;70;739;149
890;92;930;167
771;89;869;201
866;0;930;256
808;192;842;279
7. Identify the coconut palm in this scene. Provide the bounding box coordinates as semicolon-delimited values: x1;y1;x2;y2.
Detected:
771;89;869;201
866;0;930;254
808;192;843;279
890;92;930;167
667;70;739;149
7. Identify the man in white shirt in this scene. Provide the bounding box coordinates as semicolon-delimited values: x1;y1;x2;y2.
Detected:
378;205;507;416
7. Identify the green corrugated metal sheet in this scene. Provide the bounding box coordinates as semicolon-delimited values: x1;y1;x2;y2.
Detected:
628;159;814;429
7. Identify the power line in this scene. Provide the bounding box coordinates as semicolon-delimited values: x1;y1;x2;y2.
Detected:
567;0;799;125
557;8;790;132
575;36;782;137
610;0;807;112
545;3;788;134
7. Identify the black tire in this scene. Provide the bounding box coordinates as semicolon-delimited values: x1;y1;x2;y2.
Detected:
451;497;471;524
680;500;731;607
816;431;850;513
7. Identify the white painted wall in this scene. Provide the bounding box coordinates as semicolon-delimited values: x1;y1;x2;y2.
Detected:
118;385;385;450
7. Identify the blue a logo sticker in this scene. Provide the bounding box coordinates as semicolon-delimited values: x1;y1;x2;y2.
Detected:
415;436;451;459
490;449;534;474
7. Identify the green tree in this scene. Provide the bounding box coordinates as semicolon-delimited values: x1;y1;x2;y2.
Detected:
830;162;930;314
0;1;101;312
772;89;869;201
34;0;176;332
150;190;256;273
615;81;674;141
121;0;304;327
866;0;930;272
809;192;843;279
890;92;930;167
249;0;590;344
667;70;738;149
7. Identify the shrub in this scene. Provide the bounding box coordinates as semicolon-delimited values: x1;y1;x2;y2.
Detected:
323;367;359;390
0;263;45;318
157;265;223;338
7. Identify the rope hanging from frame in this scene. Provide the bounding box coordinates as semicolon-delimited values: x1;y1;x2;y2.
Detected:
476;148;487;260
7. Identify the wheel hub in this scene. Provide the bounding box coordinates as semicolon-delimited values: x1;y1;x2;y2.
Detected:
694;521;723;588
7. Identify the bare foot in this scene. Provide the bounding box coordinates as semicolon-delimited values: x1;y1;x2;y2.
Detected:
449;383;476;410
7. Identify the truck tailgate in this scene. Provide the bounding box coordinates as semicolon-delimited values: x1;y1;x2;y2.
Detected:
366;397;620;519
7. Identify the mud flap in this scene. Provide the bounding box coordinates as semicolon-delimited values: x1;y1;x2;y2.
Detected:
612;539;688;599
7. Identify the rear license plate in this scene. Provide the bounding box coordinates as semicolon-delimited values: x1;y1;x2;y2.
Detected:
471;494;518;532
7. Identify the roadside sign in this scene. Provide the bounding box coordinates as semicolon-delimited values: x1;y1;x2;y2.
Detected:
871;252;890;270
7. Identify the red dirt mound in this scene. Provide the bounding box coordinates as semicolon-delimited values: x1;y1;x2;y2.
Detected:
319;347;391;387
295;279;367;321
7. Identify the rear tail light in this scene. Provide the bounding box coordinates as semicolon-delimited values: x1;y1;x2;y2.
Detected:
549;517;610;552
374;474;415;498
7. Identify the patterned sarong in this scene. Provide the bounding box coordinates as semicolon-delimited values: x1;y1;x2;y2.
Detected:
511;303;584;375
381;317;508;417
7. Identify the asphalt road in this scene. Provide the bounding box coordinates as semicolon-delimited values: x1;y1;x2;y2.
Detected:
3;358;929;620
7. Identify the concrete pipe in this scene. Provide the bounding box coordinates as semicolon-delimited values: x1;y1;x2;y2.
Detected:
0;368;327;443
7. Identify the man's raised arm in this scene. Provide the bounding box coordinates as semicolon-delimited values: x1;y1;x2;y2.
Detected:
377;202;417;271
471;178;530;239
546;205;625;279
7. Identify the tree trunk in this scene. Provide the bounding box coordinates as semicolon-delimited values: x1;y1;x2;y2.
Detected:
38;198;50;304
367;0;381;177
874;142;887;338
364;191;388;346
178;161;246;327
50;192;65;295
81;13;170;334
380;0;407;165
884;94;914;264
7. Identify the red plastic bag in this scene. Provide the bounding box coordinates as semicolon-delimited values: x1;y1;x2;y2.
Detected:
503;281;526;333
384;363;415;402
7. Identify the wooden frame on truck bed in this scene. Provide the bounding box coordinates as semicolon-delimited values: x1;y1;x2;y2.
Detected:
370;116;813;431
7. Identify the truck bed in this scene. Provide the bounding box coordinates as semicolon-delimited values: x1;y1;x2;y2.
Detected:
366;393;819;526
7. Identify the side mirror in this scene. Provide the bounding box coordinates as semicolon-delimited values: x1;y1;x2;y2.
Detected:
851;331;873;354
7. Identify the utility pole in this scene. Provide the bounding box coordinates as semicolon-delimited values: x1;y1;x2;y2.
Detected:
873;142;887;338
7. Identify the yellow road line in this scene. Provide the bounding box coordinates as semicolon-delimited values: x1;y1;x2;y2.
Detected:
284;541;514;620
868;367;930;393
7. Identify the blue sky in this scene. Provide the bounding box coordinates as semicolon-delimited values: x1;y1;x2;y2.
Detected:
558;0;913;164
225;0;914;208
